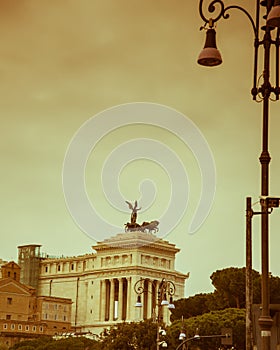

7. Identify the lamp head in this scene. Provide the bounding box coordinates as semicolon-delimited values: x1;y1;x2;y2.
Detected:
135;295;143;307
179;332;186;340
161;293;169;305
267;0;280;28
197;28;222;67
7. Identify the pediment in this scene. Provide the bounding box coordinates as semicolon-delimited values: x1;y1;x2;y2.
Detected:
0;279;33;295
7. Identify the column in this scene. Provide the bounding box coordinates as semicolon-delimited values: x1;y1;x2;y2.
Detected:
109;279;115;321
118;278;123;320
147;279;153;319
127;277;132;320
99;280;105;322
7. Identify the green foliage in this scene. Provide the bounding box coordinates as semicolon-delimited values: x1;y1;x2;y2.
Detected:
171;266;280;324
269;275;280;303
9;336;100;350
10;337;52;350
171;294;212;321
211;267;249;308
99;319;157;350
167;308;245;350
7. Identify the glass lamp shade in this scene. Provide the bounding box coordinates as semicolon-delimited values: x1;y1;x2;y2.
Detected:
267;0;280;28
179;332;186;340
197;28;222;67
197;47;222;66
168;302;175;309
135;295;143;307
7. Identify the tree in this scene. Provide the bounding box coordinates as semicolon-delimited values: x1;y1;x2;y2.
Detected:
167;308;245;350
210;267;248;308
100;319;157;350
171;294;212;321
9;336;100;350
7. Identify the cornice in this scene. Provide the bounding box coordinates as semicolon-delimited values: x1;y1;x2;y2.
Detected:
93;231;180;254
39;267;189;282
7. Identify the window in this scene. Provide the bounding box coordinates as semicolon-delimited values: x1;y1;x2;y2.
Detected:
25;325;29;331
13;272;17;280
45;266;48;273
11;324;15;330
7;271;10;277
63;316;67;321
39;326;43;332
3;324;7;330
58;265;61;271
6;315;11;320
32;326;36;332
18;324;22;331
71;263;74;270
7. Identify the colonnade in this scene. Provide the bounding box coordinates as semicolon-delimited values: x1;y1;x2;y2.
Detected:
99;277;164;323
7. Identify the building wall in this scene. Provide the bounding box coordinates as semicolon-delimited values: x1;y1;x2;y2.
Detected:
0;279;36;322
0;278;73;347
36;231;188;334
0;262;21;282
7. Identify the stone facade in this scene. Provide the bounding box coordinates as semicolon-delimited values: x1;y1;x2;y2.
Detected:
36;231;188;334
0;277;72;347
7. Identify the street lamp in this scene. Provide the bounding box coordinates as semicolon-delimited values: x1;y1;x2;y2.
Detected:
178;316;187;350
175;330;230;350
134;278;175;350
197;1;280;350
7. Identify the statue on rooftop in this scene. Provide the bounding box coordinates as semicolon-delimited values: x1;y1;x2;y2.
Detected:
125;200;141;224
124;200;159;233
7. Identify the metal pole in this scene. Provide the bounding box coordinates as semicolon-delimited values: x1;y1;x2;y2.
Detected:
258;25;273;350
246;197;253;350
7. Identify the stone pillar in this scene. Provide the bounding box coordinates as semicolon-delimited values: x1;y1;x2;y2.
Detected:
147;279;152;319
99;279;105;322
127;276;132;320
118;278;123;320
109;279;115;321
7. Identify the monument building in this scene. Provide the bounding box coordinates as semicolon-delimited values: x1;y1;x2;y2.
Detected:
17;202;189;335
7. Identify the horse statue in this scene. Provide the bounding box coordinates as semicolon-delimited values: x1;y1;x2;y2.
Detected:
124;200;159;233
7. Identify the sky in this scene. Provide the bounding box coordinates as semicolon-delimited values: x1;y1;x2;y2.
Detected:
1;0;280;297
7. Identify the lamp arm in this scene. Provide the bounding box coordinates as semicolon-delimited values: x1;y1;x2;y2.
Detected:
199;0;226;25
199;0;258;37
223;5;258;36
175;334;229;350
134;278;146;295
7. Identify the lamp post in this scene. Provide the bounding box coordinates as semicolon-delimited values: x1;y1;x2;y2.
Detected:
175;331;231;350
197;2;280;350
134;278;175;350
178;316;187;350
